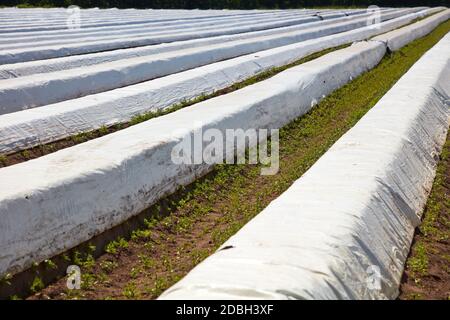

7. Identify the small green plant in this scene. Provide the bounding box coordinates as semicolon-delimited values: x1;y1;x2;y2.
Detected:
88;244;96;253
21;149;31;159
105;237;129;254
122;281;138;299
82;254;96;270
72;251;95;270
98;125;109;135
408;242;429;277
81;273;97;290
144;216;159;229
138;254;156;269
189;248;210;266
131;229;152;241
0;273;12;286
72;132;89;144
100;260;118;272
30;276;44;293
129;267;141;279
72;251;83;266
406;293;424;300
44;259;57;270
149;277;170;297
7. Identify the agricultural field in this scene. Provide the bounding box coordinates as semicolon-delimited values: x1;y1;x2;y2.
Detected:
0;5;449;302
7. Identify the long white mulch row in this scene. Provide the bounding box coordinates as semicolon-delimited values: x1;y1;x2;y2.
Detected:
0;7;445;154
0;8;418;113
0;8;442;153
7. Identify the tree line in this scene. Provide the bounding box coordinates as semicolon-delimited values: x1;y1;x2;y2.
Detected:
1;0;448;9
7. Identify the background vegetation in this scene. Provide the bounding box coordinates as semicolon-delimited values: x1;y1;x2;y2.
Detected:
0;0;448;10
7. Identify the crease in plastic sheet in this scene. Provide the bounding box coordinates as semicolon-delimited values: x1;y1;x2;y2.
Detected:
0;8;439;154
0;41;386;278
159;32;450;300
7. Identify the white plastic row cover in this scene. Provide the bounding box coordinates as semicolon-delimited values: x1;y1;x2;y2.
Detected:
0;10;304;30
0;40;386;278
159;32;450;301
0;9;402;79
0;12;322;50
0;11;323;47
373;8;450;51
0;10;364;63
0;7;447;280
0;7;442;155
1;9;342;34
0;9;295;33
0;9;417;114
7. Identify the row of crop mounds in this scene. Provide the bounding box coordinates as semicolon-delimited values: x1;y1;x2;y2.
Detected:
0;7;448;297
